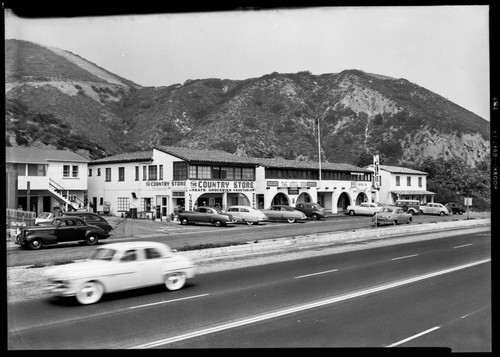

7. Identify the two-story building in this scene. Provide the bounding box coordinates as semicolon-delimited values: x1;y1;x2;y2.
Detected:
364;164;435;204
5;147;89;215
87;146;375;219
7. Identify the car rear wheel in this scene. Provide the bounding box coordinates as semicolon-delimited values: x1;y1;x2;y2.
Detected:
165;272;186;291
85;234;99;246
349;210;355;216
180;217;189;225
286;218;296;223
76;281;103;305
246;221;254;225
439;211;445;216
213;220;222;227
311;213;319;220
28;239;43;250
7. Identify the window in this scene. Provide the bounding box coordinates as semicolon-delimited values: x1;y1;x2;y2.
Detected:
118;167;125;181
28;164;46;176
121;249;137;262
242;168;254;180
148;165;157;180
117;197;130;212
63;165;70;177
143;166;147;181
407;176;411;186
145;248;162;259
418;177;423;188
159;165;163;180
395;176;400;186
105;168;111;182
197;166;211;179
173;162;188;180
72;165;79;178
97;168;101;176
99;197;103;205
135;166;139;181
88;168;92;177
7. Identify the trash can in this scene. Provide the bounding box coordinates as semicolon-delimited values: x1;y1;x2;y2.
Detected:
129;208;137;219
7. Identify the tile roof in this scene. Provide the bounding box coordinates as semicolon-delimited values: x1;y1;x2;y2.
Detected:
5;147;89;164
89;150;153;165
365;164;428;175
89;145;371;173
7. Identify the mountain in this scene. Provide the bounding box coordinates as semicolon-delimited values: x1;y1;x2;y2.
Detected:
5;39;490;168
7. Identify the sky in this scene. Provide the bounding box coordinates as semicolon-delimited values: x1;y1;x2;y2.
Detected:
4;6;491;120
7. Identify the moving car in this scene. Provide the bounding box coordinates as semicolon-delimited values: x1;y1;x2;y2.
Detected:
445;202;465;215
15;216;110;250
226;205;269;225
44;241;196;305
260;205;307;223
395;199;420;215
294;202;326;220
419;203;450;216
178;206;237;227
345;202;383;216
35;212;55;225
63;211;114;232
373;206;412;226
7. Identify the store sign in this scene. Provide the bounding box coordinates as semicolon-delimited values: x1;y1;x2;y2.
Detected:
189;180;255;192
279;180;315;188
145;180;186;189
288;188;300;195
373;154;380;189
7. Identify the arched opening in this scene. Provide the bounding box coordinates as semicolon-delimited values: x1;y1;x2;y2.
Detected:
356;192;368;205
297;192;312;204
337;192;351;211
271;192;289;206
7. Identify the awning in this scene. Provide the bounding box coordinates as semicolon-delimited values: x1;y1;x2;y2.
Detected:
391;190;435;195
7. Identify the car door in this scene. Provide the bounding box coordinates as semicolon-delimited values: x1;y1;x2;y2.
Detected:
55;219;80;242
110;249;144;291
228;207;242;222
140;247;165;286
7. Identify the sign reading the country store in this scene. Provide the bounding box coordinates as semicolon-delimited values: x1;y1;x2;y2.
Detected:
145;180;187;188
189;180;255;192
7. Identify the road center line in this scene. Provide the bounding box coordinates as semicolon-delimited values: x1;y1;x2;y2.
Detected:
129;258;490;349
453;243;473;249
128;293;209;309
386;326;441;347
294;269;339;279
390;254;419;261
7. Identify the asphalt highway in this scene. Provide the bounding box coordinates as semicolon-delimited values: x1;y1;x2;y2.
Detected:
7;230;490;350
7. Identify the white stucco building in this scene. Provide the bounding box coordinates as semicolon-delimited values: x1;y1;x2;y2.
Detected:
5;147;89;214
87;146;376;219
364;164;435;205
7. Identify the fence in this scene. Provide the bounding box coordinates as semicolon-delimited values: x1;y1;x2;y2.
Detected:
6;208;36;228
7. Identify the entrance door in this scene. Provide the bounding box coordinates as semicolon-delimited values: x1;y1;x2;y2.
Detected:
156;196;168;219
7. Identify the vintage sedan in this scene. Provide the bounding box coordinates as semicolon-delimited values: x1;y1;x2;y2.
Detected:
345;202;383;216
373;206;413;226
260;205;307;223
419;203;450;216
226;205;269;225
15;216;109;250
44;241;196;305
64;211;114;233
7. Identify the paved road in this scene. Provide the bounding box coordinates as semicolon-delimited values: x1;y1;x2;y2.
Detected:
6;212;490;268
7;231;491;350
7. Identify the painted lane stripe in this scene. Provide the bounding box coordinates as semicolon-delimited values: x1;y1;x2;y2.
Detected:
294;269;339;279
386;326;440;347
390;254;419;261
129;258;490;349
453;243;473;249
128;294;209;309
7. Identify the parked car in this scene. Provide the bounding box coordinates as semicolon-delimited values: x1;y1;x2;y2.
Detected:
260;205;307;223
226;205;269;225
294;202;326;220
63;211;114;232
178;206;237;227
445;202;465;215
15;216;110;250
35;212;55;225
44;241;196;305
419;203;450;216
394;199;420;215
373;206;413;226
345;202;383;216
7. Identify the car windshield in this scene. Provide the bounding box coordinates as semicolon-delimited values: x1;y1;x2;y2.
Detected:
380;208;393;213
89;248;117;261
37;212;51;219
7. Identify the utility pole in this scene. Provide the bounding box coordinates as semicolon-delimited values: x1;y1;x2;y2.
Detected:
318;116;322;188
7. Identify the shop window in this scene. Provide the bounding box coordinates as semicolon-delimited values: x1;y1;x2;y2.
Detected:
117;197;130;212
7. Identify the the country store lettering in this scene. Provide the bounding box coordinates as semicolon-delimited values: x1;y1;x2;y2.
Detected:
145;180;186;188
190;180;255;192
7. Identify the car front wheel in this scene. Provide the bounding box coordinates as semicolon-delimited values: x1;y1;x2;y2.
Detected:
246;221;254;225
180;217;189;225
76;281;103;305
311;213;319;220
213;220;222;227
85;234;99;246
286;218;296;223
349;210;355;216
165;272;186;291
439;211;445;216
28;238;43;250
